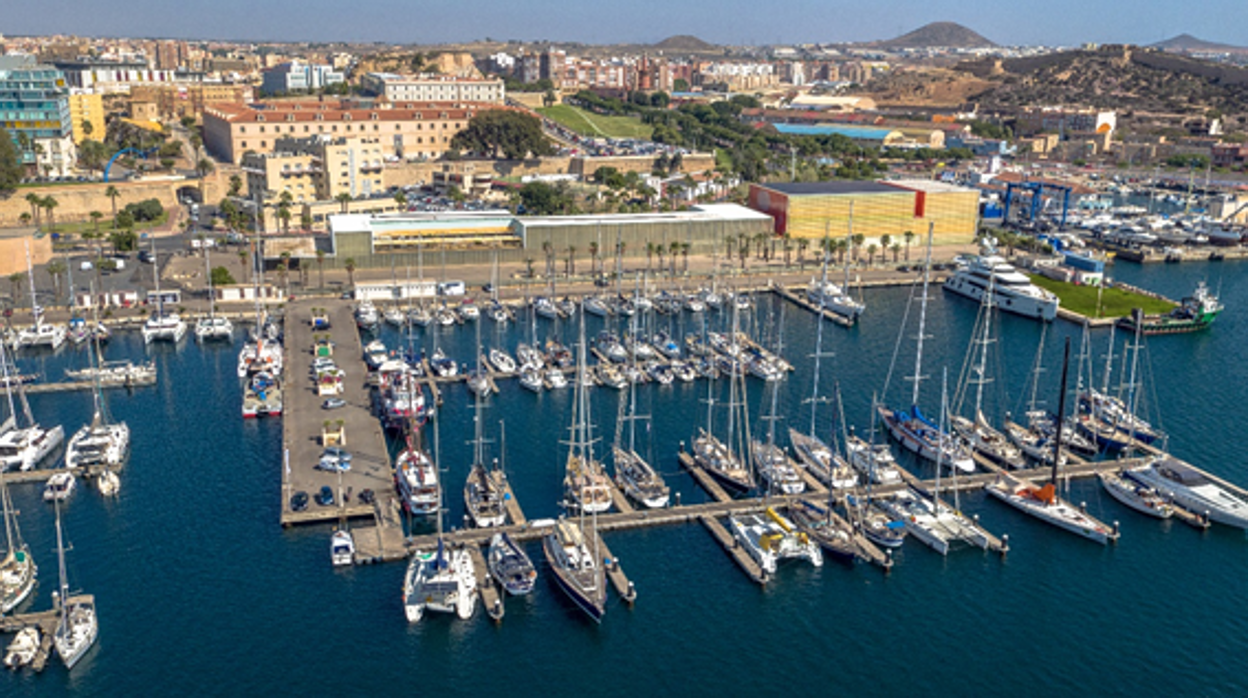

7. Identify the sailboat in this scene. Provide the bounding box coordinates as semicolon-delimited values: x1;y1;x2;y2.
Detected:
878;224;975;473
612;297;670;509
141;237;187;343
14;243;66;351
986;339;1120;544
463;377;506;527
403;415;478;622
195;245;234;340
52;498;97;669
66;296;130;474
805;213;865;321
950;276;1025;470
789;265;858;490
1077;312;1163;451
692;301;755;494
0;454;36;614
488;532;536;596
0;342;64;473
1005;323;1092;463
562;309;613;514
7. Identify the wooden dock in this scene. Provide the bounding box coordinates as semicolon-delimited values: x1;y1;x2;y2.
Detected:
677;449;732;503
3;461;126;487
593;531;636;604
353;497;410;564
466;544;505;622
700;514;766;584
495;472;527;526
22;376;158;393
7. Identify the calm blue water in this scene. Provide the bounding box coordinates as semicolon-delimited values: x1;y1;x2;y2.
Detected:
3;259;1246;697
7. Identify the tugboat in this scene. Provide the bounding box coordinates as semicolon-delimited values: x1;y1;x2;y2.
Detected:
1115;284;1223;335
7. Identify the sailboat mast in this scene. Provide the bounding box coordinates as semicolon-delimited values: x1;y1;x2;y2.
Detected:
1100;326;1116;396
24;242;39;326
910;223;935;407
1050;338;1073;486
809;239;829;438
206;245;215;321
55;497;69;629
844;202;853;294
972;277;994;418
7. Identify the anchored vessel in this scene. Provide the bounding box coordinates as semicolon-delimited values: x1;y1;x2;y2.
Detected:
943;250;1059;321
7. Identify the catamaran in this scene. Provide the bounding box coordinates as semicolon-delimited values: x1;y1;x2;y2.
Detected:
0;342;64;473
986;339;1120;545
14;242;66;351
195;245;233;341
141;239;187;343
65;303;130;471
728;507;823;576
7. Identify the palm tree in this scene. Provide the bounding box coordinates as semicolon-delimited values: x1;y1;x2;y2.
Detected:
46;260;68;306
891;243;902;262
866;243;879;267
903;230;914;261
669;241;679;277
25;193;42;229
277;204;292;234
797;238;809;270
8;273;26;308
394;191;407;209
655;244;665;277
300;211;312;232
344;257;356;288
238;248;250;283
738;237;749;269
880;234;892;258
541;240;554;278
42;196;58;233
18;212;31;227
278;251;292;293
566;245;577;276
316;248;326;289
89;210;103;237
105;185;121;223
851;233;865;263
588;241;599;277
644;241;655;272
335;192;351;214
523;257;535;279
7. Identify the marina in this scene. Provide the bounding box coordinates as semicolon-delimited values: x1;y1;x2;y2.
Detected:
0;258;1246;695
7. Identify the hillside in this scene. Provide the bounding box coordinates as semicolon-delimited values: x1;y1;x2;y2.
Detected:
1152;34;1248;54
873;21;996;49
653;35;716;51
957;46;1248;114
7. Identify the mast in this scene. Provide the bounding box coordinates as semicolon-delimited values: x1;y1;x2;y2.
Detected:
150;236;164;319
88;283;106;426
1050;338;1073;486
844;202;853;296
54;497;69;631
908;223;935;408
971;276;995;420
24;242;39;328
0;344;17;554
808;234;830;439
1100;326;1116;396
1124;308;1146;441
205;244;216;321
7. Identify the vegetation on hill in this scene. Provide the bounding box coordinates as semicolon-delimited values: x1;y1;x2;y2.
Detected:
0;126;22;196
450;110;554;160
537;104;654;140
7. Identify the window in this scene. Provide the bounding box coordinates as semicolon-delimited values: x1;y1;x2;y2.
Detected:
259;126;265;133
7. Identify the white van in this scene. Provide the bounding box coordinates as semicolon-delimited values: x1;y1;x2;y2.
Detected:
438;280;466;297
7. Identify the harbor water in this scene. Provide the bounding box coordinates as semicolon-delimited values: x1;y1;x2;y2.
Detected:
3;259;1246;696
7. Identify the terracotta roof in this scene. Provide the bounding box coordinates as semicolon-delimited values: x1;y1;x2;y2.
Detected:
204;101;510;124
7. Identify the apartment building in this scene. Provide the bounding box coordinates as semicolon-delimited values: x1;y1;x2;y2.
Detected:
129;83;255;122
66;90;105;143
260;61;344;95
0;55;76;176
360;73;505;104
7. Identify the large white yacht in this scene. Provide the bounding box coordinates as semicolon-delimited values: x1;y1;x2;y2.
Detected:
943;254;1060;321
806;277;864;320
0;417;64;473
1127;457;1248;529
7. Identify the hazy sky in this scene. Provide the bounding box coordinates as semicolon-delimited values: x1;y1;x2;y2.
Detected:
6;0;1247;47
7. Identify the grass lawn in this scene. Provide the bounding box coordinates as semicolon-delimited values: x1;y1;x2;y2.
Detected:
1029;275;1175;318
538;104;654;140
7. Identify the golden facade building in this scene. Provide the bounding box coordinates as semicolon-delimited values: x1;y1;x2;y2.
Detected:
129;83;255;123
203;100;505;165
747;180;978;246
67;91;105;143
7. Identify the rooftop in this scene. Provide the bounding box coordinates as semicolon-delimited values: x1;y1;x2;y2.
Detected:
757;181;901;196
771;123;898;140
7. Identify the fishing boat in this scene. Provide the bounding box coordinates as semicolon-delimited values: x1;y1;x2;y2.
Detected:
1125;457;1248;529
0;343;64;473
3;627;39;669
562;313;613;515
880;225;975;473
0;457;36;614
330;529;355;567
543;517;606;622
1115;284;1222;335
488;532;537;596
728;508;823;576
986;339;1120;545
52;499;97;669
788;500;857;563
1098;471;1174;520
195;246;234;340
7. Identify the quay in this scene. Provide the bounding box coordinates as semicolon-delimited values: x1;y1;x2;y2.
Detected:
0;610;59;672
279;299;397;528
770;282;854;328
22;376;157;394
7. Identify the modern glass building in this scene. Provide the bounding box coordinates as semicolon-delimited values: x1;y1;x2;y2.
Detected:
0;55;73;167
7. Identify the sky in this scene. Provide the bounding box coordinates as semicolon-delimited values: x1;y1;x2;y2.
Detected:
6;0;1248;48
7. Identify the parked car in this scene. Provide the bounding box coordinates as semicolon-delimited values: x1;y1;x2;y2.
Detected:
317;447;352;472
322;397;346;410
290;490;309;512
315;486;335;506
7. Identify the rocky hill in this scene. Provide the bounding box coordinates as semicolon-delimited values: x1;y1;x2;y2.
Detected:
1152;34;1248;54
652;35;716;52
957;46;1248;114
872;22;996;49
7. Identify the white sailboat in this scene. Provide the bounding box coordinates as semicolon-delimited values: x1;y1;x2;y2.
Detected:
403;415;477;622
463;368;506;528
878;224;975;473
142;238;187;343
986;339;1120;544
563;308;613;514
692;303;755;494
612;297;670;509
14;242;66;351
0;455;36;614
195;245;233;341
0;342;64;473
52;499;97;669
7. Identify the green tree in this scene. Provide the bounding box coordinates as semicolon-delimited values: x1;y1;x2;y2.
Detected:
903;230;914;261
41;196;58;233
25;193;42;228
105;185;121;223
8;273;26;307
315;248;326;289
45;259;67;306
394;190;407;208
449;110;554;160
19;212;31;227
210;266;236;286
335;192;351;213
109;229;138;252
228;174;243;197
344;257;356;288
517;181;574;215
0;126;24;195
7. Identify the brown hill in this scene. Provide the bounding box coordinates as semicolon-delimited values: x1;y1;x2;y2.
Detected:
873;22;996;49
1152;34;1248;54
653;35;716;52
